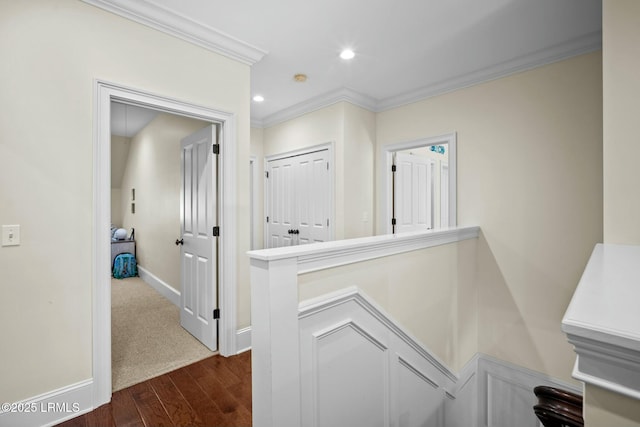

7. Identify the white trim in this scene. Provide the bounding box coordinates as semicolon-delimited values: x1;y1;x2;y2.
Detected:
256;88;378;128
80;0;267;65
295;286;582;427
264;142;335;163
0;380;93;427
250;226;478;274
376;31;601;112
250;32;601;128
249;156;259;250
236;327;252;354
80;0;600;128
378;133;457;235
137;265;180;307
563;244;640;400
476;354;581;427
299;286;458;382
93;80;238;407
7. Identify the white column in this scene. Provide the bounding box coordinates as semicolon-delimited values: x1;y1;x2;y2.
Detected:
251;256;301;427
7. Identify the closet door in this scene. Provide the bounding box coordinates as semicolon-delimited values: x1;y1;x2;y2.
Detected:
266;156;296;248
266;148;332;248
296;150;331;245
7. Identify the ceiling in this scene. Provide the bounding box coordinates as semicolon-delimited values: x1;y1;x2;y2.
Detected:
89;0;602;128
111;102;160;138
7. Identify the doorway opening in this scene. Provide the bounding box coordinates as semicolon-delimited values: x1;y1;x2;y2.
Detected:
109;102;216;390
379;133;457;235
93;81;238;407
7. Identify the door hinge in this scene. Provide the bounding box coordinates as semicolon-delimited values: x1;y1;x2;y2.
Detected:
266;216;269;223
327;162;329;170
391;164;397;172
391;218;396;226
212;226;220;236
213;308;220;319
265;171;269;178
327;219;329;227
212;144;220;155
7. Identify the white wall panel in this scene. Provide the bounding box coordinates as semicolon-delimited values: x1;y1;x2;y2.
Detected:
397;357;443;427
314;323;388;427
297;288;581;427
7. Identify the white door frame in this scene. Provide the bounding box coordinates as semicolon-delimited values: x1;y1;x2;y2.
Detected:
92;80;238;407
249;156;259;250
378;133;457;235
263;142;335;247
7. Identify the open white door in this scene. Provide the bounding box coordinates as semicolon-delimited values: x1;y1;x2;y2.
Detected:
393;152;434;233
179;125;218;351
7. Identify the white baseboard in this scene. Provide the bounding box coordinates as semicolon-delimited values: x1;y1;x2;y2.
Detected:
0;379;93;427
137;265;180;307
236;327;251;354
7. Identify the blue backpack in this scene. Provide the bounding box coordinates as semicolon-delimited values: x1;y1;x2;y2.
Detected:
113;253;137;279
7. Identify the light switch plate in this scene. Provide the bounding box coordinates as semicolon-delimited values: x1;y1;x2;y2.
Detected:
2;225;20;246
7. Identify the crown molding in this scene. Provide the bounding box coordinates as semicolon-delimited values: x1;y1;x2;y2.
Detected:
376;30;602;112
84;0;600;126
253;30;601;128
81;0;267;65
256;87;378;128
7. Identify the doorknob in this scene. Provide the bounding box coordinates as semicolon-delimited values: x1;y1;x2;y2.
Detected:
175;238;184;246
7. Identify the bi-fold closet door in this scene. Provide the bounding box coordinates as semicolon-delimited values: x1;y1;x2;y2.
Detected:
266;148;332;249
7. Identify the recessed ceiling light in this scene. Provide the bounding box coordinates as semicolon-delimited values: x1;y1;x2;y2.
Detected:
340;49;355;60
293;73;307;82
253;95;264;102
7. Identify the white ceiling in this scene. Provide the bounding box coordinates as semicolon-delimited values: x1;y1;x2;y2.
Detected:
111;102;159;138
89;0;602;128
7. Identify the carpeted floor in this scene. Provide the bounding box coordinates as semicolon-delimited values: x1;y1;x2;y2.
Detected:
111;276;215;391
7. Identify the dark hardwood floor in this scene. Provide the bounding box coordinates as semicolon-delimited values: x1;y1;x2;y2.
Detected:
56;352;252;427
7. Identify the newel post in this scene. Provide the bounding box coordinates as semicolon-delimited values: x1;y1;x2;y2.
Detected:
250;256;301;427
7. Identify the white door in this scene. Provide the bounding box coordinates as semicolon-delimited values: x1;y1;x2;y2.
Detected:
393;153;434;233
266;149;331;248
179;125;217;351
296;151;331;245
266;156;296;248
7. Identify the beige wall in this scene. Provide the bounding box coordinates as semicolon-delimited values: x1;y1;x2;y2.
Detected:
250;127;265;250
584;384;640;426
299;239;478;371
377;51;603;383
110;135;131;227
343;102;376;238
111;189;123;226
0;0;249;404
603;0;640;244
262;102;376;241
588;0;640;424
120;113;209;292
